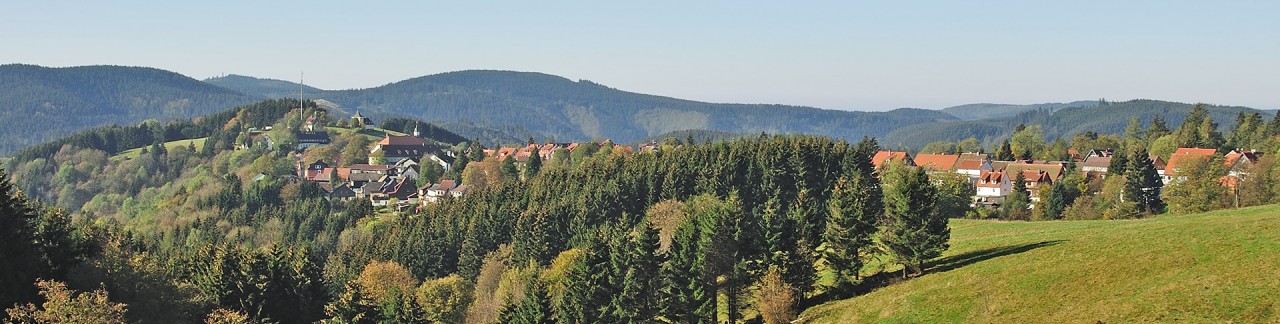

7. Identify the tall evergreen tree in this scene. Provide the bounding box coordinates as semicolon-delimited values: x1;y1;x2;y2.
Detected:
995;139;1015;161
1107;150;1129;177
1124;147;1165;214
880;163;948;277
1003;171;1031;220
821;174;882;293
499;279;554;324
524;151;543;180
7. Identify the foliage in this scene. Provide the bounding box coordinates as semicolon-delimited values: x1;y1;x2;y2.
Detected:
5;280;127;324
880;161;948;276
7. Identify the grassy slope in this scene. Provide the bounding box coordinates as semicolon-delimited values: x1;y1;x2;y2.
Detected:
803;206;1280;323
110;138;207;161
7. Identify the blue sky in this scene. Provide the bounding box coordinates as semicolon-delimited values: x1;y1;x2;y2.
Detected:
2;1;1277;111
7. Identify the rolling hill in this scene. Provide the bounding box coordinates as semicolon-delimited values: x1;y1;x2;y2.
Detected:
202;74;323;99
882;99;1270;150
213;70;962;146
802;205;1280;323
940;100;1098;120
0;64;259;154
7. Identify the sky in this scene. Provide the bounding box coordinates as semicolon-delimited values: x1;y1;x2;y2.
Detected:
2;1;1277;111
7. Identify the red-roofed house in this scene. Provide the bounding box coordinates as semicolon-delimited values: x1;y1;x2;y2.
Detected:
913;153;961;173
975;169;1010;206
872;150;913;168
1164;148;1217;183
1224;149;1260;176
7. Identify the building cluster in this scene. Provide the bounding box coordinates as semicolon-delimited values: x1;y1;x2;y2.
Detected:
282;112;467;210
482;140;636;162
876;147;1260;208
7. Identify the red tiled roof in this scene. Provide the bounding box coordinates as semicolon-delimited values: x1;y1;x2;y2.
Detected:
378;135;427;146
1224;150;1259;169
955;159;985;171
872;150;911;167
1165;148;1217;175
913;154;960;171
976;170;1006;188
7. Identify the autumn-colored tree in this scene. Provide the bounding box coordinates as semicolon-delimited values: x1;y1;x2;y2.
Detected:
5;280;127;324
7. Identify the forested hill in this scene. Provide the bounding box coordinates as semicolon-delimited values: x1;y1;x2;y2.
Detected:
222;70;962;145
0;64;258;154
203;74;323;99
940;100;1098;120
883;99;1269;149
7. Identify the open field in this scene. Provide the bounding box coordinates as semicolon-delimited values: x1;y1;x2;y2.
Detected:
110;137;207;161
803;206;1280;323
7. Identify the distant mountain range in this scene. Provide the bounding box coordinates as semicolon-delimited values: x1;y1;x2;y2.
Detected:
0;64;258;154
0;63;1272;155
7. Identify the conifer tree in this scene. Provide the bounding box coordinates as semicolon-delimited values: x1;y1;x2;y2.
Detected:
995;139;1015;161
499;279;554;324
1003;171;1030;220
822;173;882;293
880;163;948;277
1107;150;1129;177
1124;147;1165;214
524;151;542;180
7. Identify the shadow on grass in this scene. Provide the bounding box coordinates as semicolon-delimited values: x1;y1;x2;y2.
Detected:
806;240;1065;308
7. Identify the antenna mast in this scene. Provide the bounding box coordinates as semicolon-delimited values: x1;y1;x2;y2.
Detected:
299;72;305;131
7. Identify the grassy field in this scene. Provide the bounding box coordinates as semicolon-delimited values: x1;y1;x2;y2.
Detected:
802;205;1280;323
111;137;207;161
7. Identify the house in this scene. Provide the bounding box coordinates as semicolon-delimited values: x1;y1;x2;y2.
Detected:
871;150;913;168
913;153;961;173
394;158;421;181
1224;149;1260;177
295;130;331;150
422;180;459;203
1080;155;1112;174
955;153;992;179
1019;170;1053;202
351;111;374;129
975;170;1011;206
371;135;434;165
1164;148;1217;183
328;185;357;201
1004;161;1066;182
1151;155;1168;177
303;160;330;181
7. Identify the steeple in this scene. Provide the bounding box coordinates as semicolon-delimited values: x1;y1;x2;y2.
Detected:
413;123;420;137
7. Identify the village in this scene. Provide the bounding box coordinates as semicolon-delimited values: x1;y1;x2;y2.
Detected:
280;109;1258;213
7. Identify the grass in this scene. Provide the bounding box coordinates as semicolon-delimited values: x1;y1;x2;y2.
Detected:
325;126;407;141
110;137;207;161
801;205;1280;323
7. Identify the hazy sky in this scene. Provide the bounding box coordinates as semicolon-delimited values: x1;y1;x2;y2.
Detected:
3;1;1277;111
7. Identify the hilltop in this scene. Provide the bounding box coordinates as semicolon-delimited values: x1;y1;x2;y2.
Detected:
802;206;1280;322
882;99;1269;149
0;64;257;154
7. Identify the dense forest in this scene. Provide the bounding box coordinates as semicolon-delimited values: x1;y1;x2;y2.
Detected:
0;64;259;154
883;99;1268;150
4;97;1280;322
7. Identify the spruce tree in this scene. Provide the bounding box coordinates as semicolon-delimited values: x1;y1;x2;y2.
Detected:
1124;147;1165;214
524;151;542;180
0;168;39;308
1107;150;1129;177
499;279;554;324
996;139;1015;161
1003;171;1030;220
821;173;882;293
880;163;948;277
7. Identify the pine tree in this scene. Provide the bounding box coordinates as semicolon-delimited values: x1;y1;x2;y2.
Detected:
1003;171;1030;220
499;279;554;324
1107;150;1129;177
1124;147;1165;214
821;174;882;293
995;139;1015;161
880;163;948;277
524;151;542;180
1148;115;1172;141
0;168;39;308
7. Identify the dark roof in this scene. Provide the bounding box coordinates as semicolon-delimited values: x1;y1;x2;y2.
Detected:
296;131;331;143
330;185;356;198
